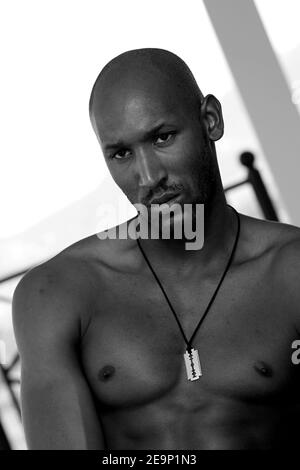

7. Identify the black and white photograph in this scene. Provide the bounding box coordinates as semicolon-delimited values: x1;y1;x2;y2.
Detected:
1;0;300;452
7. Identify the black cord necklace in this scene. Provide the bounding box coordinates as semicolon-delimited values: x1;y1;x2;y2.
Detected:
136;204;241;381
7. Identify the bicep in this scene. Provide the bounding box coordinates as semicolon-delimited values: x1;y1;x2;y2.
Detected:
12;268;105;450
20;356;105;449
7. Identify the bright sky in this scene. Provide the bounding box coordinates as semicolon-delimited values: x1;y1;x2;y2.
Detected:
1;0;299;238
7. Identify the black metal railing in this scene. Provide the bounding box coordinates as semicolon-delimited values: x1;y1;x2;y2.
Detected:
224;152;279;221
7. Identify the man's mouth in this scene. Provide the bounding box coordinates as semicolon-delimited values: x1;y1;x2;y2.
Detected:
149;191;181;205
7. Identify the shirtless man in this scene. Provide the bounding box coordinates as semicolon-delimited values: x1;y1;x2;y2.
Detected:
12;48;300;450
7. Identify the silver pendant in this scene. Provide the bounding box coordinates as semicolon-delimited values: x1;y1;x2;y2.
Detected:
184;348;202;381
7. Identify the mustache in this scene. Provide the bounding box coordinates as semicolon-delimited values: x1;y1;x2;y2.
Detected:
142;183;184;206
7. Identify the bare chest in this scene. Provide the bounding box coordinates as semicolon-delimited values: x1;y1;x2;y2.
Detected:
80;262;299;411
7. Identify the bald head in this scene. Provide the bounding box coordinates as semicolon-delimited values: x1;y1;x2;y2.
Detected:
88;48;224;211
89;48;204;126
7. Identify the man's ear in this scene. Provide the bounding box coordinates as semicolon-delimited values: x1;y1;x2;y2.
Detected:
200;94;224;141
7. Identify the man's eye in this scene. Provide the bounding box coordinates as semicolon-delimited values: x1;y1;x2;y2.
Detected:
155;132;175;144
111;149;131;160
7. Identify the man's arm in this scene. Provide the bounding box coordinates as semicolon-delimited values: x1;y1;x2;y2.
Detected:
12;264;105;450
274;236;300;334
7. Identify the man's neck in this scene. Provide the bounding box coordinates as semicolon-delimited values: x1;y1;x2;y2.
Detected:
137;197;238;279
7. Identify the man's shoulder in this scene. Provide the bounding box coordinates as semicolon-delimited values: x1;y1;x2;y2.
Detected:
12;238;100;333
269;220;300;330
12;257;83;333
240;214;300;327
248;215;300;318
240;213;300;261
266;218;300;277
13;221;140;316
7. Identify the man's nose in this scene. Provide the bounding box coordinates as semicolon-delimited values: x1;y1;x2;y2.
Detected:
136;146;167;189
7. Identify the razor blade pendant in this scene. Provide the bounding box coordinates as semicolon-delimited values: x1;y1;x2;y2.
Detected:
184;348;202;381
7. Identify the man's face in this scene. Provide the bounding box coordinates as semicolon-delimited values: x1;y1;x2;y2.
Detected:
93;82;216;219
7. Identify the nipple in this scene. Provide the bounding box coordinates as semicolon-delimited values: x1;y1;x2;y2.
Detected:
98;365;116;382
253;361;273;378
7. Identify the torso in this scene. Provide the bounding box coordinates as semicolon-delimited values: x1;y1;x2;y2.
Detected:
55;213;300;449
